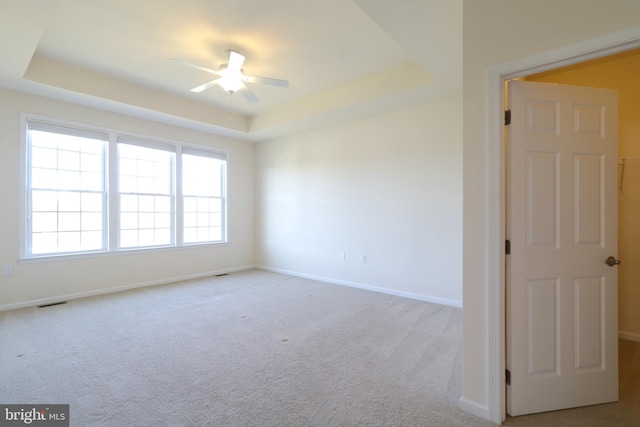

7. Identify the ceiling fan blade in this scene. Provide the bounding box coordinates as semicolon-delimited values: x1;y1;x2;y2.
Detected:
244;75;289;88
169;58;219;76
190;79;221;93
226;50;245;72
239;85;259;103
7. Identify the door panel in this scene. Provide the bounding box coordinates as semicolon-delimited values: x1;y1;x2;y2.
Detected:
507;80;618;416
526;152;559;247
573;154;603;246
526;278;559;376
573;276;604;371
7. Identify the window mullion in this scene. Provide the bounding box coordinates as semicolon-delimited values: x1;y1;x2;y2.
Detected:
221;161;227;242
24;128;34;256
108;134;118;251
175;146;183;246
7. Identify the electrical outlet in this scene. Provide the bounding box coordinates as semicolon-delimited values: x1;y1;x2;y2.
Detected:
3;266;13;277
339;252;346;261
360;254;367;263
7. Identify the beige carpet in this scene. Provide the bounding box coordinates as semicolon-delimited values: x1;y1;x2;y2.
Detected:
0;270;488;426
1;269;638;426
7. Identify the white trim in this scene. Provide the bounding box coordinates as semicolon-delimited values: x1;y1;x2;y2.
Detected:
0;265;255;312
182;146;227;160
257;266;462;308
619;331;640;343
27;120;109;141
108;132;118;250
488;24;640;424
18;114;28;260
117;135;177;152
18;241;231;264
487;55;506;426
458;397;490;421
21;112;230;156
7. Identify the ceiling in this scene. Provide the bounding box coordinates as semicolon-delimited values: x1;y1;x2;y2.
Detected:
0;0;461;142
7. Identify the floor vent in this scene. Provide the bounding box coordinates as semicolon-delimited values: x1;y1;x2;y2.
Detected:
38;301;67;308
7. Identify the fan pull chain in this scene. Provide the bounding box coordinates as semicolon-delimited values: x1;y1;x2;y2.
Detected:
229;92;236;121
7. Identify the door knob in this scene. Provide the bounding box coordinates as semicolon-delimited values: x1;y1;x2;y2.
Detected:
605;256;621;267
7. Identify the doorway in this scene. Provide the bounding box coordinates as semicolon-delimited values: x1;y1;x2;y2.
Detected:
488;29;640;423
504;48;640;418
524;46;640;339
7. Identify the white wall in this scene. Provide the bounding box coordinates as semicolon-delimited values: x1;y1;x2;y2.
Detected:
462;0;640;422
256;93;463;306
0;88;256;309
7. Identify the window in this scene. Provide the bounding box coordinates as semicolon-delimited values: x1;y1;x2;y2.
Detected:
182;149;226;244
23;117;227;259
117;141;175;249
26;122;107;256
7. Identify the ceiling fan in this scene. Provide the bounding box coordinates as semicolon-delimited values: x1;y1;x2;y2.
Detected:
170;50;289;103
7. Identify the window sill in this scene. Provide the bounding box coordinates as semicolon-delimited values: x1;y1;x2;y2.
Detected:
19;241;230;264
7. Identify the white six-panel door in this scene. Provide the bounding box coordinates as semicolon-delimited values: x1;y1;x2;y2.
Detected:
507;80;618;416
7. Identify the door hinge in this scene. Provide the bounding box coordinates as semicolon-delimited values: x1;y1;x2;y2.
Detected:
505;110;511;126
506;369;511;385
505;239;511;255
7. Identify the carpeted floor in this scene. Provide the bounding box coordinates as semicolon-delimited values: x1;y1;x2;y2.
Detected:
0;269;638;426
1;270;487;426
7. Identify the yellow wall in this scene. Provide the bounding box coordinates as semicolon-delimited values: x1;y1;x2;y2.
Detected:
527;49;640;340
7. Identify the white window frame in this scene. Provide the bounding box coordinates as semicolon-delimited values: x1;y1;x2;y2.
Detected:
20;114;228;261
23;120;109;257
116;136;177;250
181;147;228;246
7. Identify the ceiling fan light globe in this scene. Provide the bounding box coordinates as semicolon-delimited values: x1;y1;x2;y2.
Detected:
218;77;244;93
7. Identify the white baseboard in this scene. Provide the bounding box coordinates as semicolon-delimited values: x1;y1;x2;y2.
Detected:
619;331;640;342
0;265;256;312
256;265;463;308
2;265;464;312
458;397;491;422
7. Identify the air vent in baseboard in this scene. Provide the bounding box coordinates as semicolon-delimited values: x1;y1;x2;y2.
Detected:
38;301;67;308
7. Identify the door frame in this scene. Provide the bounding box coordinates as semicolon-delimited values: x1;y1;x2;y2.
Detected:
487;25;640;424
